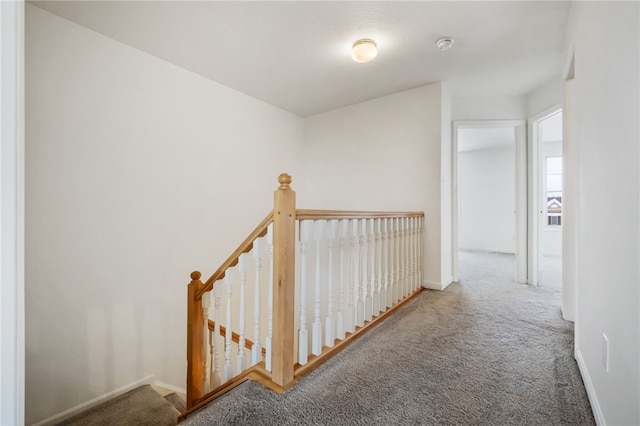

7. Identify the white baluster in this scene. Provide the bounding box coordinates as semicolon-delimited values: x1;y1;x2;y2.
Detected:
387;218;394;306
412;217;418;291
265;224;274;372
252;239;263;365
365;218;373;322
336;220;346;340
236;254;247;374
396;218;403;302
312;220;323;356
398;217;407;300
373;218;381;316
202;292;211;392
209;329;214;391
400;217;407;299
383;218;391;309
407;218;412;294
212;286;222;387
223;273;233;382
298;221;309;365
407;217;412;295
325;220;336;347
392;218;398;302
405;217;410;297
356;219;365;328
347;219;357;333
404;217;409;295
419;217;424;287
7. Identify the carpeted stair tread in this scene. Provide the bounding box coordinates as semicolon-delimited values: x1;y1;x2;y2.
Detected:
58;384;179;426
164;392;186;413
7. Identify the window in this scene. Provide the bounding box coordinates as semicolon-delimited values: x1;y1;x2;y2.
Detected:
546;156;562;227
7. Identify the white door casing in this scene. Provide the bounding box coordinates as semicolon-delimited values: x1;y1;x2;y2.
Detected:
452;120;527;284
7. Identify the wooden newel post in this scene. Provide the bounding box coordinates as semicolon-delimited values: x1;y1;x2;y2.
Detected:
186;271;204;409
271;173;296;388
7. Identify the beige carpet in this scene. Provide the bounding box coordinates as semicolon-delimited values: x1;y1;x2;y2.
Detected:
58;385;181;425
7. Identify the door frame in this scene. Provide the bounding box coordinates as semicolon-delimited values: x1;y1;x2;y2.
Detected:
527;105;562;286
452;120;527;284
1;1;26;424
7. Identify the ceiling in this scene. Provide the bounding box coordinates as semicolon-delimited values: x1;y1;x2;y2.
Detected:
31;1;571;117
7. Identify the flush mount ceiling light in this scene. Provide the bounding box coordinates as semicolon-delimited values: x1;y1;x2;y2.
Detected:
436;37;454;51
351;39;378;63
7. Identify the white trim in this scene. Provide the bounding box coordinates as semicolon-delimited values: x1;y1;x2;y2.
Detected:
575;349;604;425
459;247;516;255
527;104;562;286
452;120;527;285
514;122;527;284
423;280;451;291
0;2;25;425
31;375;156;426
450;121;459;282
560;77;578;325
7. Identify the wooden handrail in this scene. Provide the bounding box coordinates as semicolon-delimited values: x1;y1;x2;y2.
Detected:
296;209;424;220
195;211;274;300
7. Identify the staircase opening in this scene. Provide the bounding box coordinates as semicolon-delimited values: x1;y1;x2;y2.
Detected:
181;174;425;421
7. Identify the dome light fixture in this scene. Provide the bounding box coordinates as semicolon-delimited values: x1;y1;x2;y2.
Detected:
351;39;378;63
436;37;454;51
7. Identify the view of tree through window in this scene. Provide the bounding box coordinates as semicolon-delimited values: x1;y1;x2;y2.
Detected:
546;156;562;226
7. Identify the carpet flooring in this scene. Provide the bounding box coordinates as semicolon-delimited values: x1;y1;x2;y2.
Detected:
184;250;594;425
58;385;181;426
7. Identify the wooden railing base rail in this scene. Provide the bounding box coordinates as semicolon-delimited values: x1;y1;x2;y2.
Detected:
294;288;424;380
178;367;254;423
178;361;292;423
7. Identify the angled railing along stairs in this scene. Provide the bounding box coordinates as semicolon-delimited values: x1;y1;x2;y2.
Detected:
179;174;425;421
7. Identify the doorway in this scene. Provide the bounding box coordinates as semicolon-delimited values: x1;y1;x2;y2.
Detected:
528;108;563;290
452;121;527;284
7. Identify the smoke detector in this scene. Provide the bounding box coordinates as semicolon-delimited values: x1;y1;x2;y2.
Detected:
436;37;454;51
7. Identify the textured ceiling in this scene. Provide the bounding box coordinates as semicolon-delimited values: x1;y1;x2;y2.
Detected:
31;1;571;117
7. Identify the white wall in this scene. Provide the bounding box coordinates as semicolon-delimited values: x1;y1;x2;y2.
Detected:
440;86;453;286
527;77;562;117
566;2;639;424
561;78;576;321
452;95;527;121
459;145;516;253
302;83;451;289
25;6;304;425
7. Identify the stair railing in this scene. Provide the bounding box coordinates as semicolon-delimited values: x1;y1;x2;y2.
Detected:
184;174;424;416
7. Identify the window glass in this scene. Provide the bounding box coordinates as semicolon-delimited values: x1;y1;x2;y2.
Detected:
546;156;562;227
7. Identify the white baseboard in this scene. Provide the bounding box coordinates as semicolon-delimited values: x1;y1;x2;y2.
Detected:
560;305;575;322
575;349;604;425
423;280;446;291
31;375;155;426
153;380;186;395
459;246;515;254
